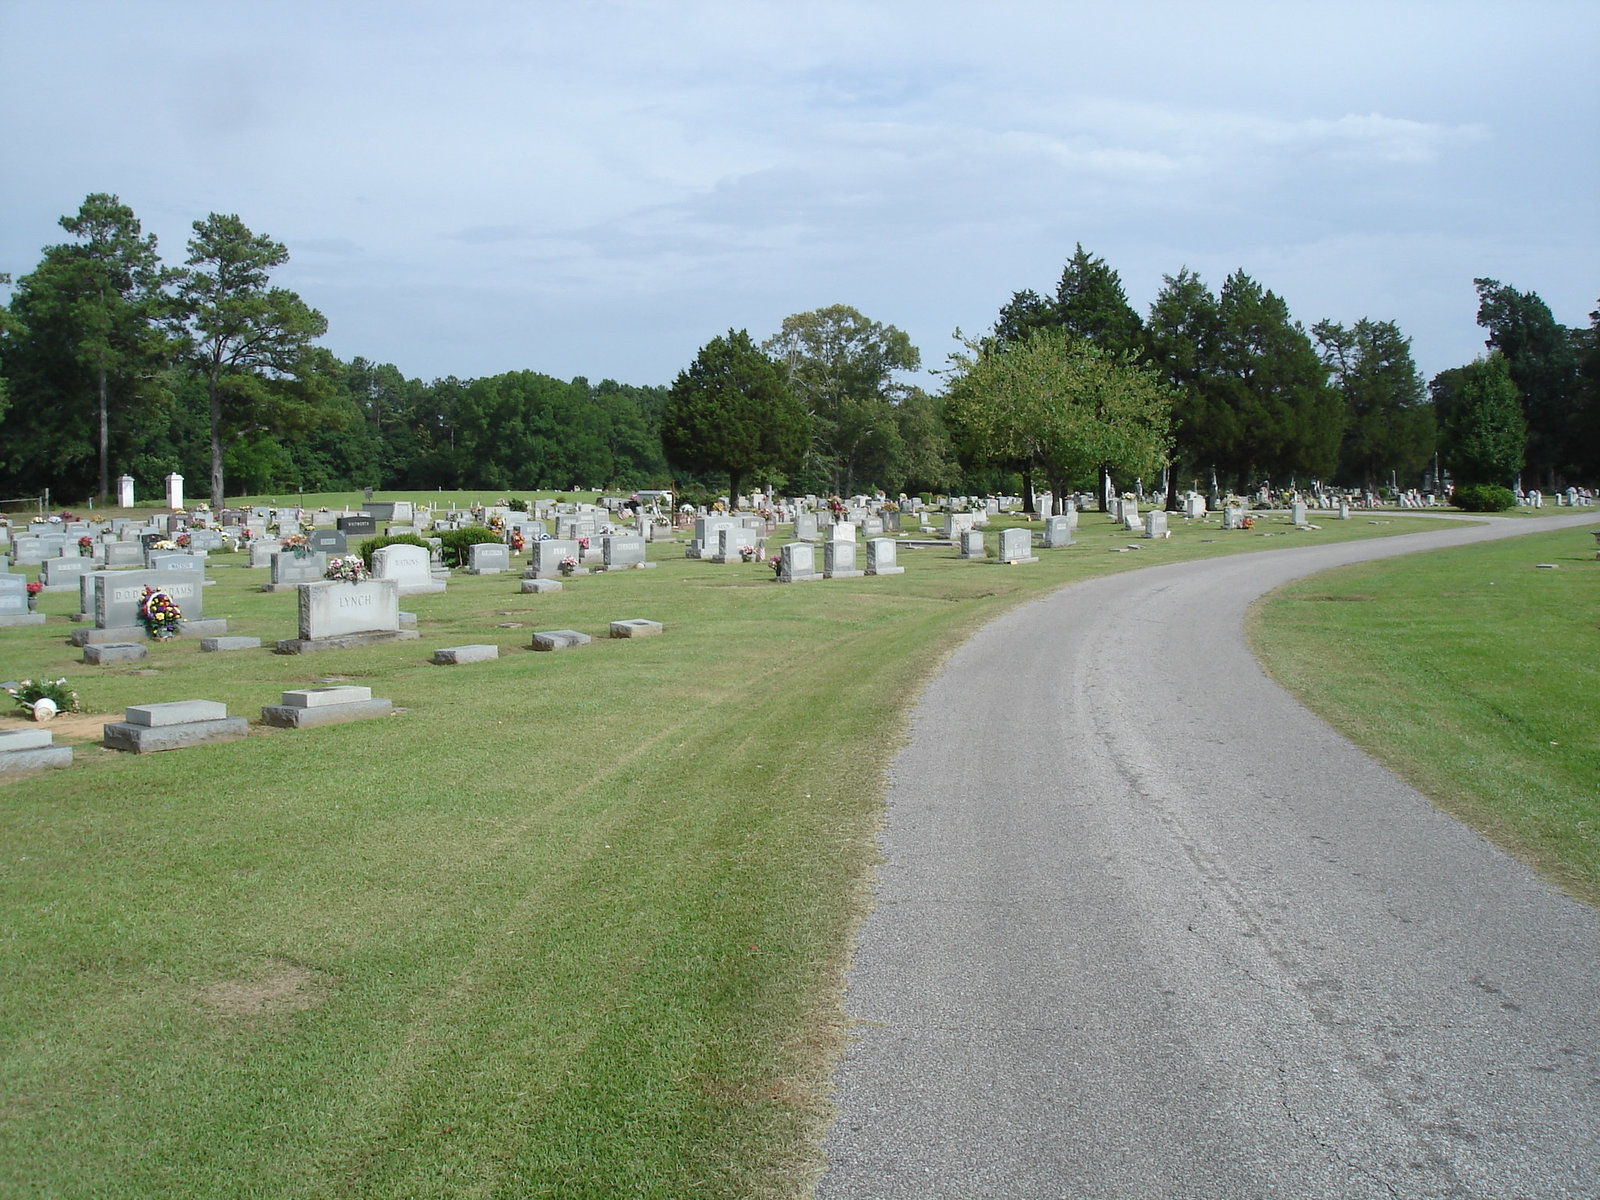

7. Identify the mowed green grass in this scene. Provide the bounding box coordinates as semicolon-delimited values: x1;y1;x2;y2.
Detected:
1251;525;1600;906
1;508;1468;1198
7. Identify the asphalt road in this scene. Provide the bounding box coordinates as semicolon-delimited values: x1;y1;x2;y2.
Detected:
816;512;1600;1200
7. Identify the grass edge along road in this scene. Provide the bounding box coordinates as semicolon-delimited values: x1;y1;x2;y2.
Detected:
1250;524;1600;909
1;507;1488;1198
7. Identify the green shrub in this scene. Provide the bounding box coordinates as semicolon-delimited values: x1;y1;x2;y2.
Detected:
357;533;430;567
1453;484;1517;512
436;526;503;568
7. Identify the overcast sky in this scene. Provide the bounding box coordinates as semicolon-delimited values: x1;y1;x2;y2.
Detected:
2;1;1594;391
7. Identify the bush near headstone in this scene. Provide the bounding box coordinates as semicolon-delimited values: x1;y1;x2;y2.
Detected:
1453;484;1517;513
437;526;503;567
357;533;431;565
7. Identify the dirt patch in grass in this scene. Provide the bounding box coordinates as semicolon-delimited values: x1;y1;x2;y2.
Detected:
200;962;329;1017
0;711;110;743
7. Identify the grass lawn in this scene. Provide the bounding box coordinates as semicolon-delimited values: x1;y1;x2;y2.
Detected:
1;505;1473;1197
1250;524;1600;907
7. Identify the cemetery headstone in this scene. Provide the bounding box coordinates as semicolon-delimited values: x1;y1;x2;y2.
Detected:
865;538;904;576
601;535;649;568
0;574;45;626
778;542;821;583
468;542;511;574
308;529;347;555
959;529;986;559
824;539;863;579
995;527;1038;563
528;539;581;579
1144;510;1169;539
372;543;444;594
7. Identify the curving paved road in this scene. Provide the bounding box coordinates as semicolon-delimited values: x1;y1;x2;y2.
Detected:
816;512;1600;1200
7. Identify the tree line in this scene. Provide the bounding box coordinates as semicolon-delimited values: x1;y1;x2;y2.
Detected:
3;197;1596;509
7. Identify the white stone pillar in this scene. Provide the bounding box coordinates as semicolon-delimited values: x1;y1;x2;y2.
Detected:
165;473;184;510
117;474;135;508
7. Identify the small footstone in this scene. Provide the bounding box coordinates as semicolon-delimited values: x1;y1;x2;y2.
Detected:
83;642;148;665
433;644;498;664
520;578;563;594
200;636;262;652
609;619;663;638
531;629;591;651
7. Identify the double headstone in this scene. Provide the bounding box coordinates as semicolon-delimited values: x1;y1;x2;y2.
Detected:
1144;511;1169;539
468;542;511;574
824;540;862;579
268;550;329;590
1041;515;1075;548
528;538;581;579
995;527;1037;563
792;512;820;541
602;535;649;568
372;543;444;594
0;574;44;626
778;542;821;583
864;538;904;576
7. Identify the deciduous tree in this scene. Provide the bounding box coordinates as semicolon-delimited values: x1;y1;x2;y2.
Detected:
763;305;920;496
1440;354;1525;487
943;328;1171;506
661;330;807;505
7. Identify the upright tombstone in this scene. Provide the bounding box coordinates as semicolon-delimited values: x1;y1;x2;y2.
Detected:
372;543;445;595
165;473;184;510
9;536;46;566
1041;515;1075;548
601;535;650;569
275;578;417;654
528;538;581;579
831;521;857;542
792;512;820;541
959;529;986;559
0;575;45;626
117;474;135;508
40;555;92;591
103;541;144;568
995;527;1038;564
337;514;378;539
864;537;904;576
249;540;284;568
1185;493;1207;519
713;525;756;563
1121;498;1141;531
467;542;511;575
187;528;225;552
823;539;862;579
689;515;737;558
1337;499;1350;520
1144;510;1169;539
267;549;329;591
308;529;348;555
1222;506;1244;530
778;542;821;583
1291;500;1308;526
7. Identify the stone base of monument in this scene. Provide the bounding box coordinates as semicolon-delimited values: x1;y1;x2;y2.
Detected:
399;612;417;629
520;578;564;594
396;580;447;596
261;685;393;728
995;555;1040;565
70;618;227;647
432;644;498;664
0;613;47;628
102;700;248;754
274;629;420;654
866;565;905;576
596;561;657;571
0;729;74;774
82;641;148;665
